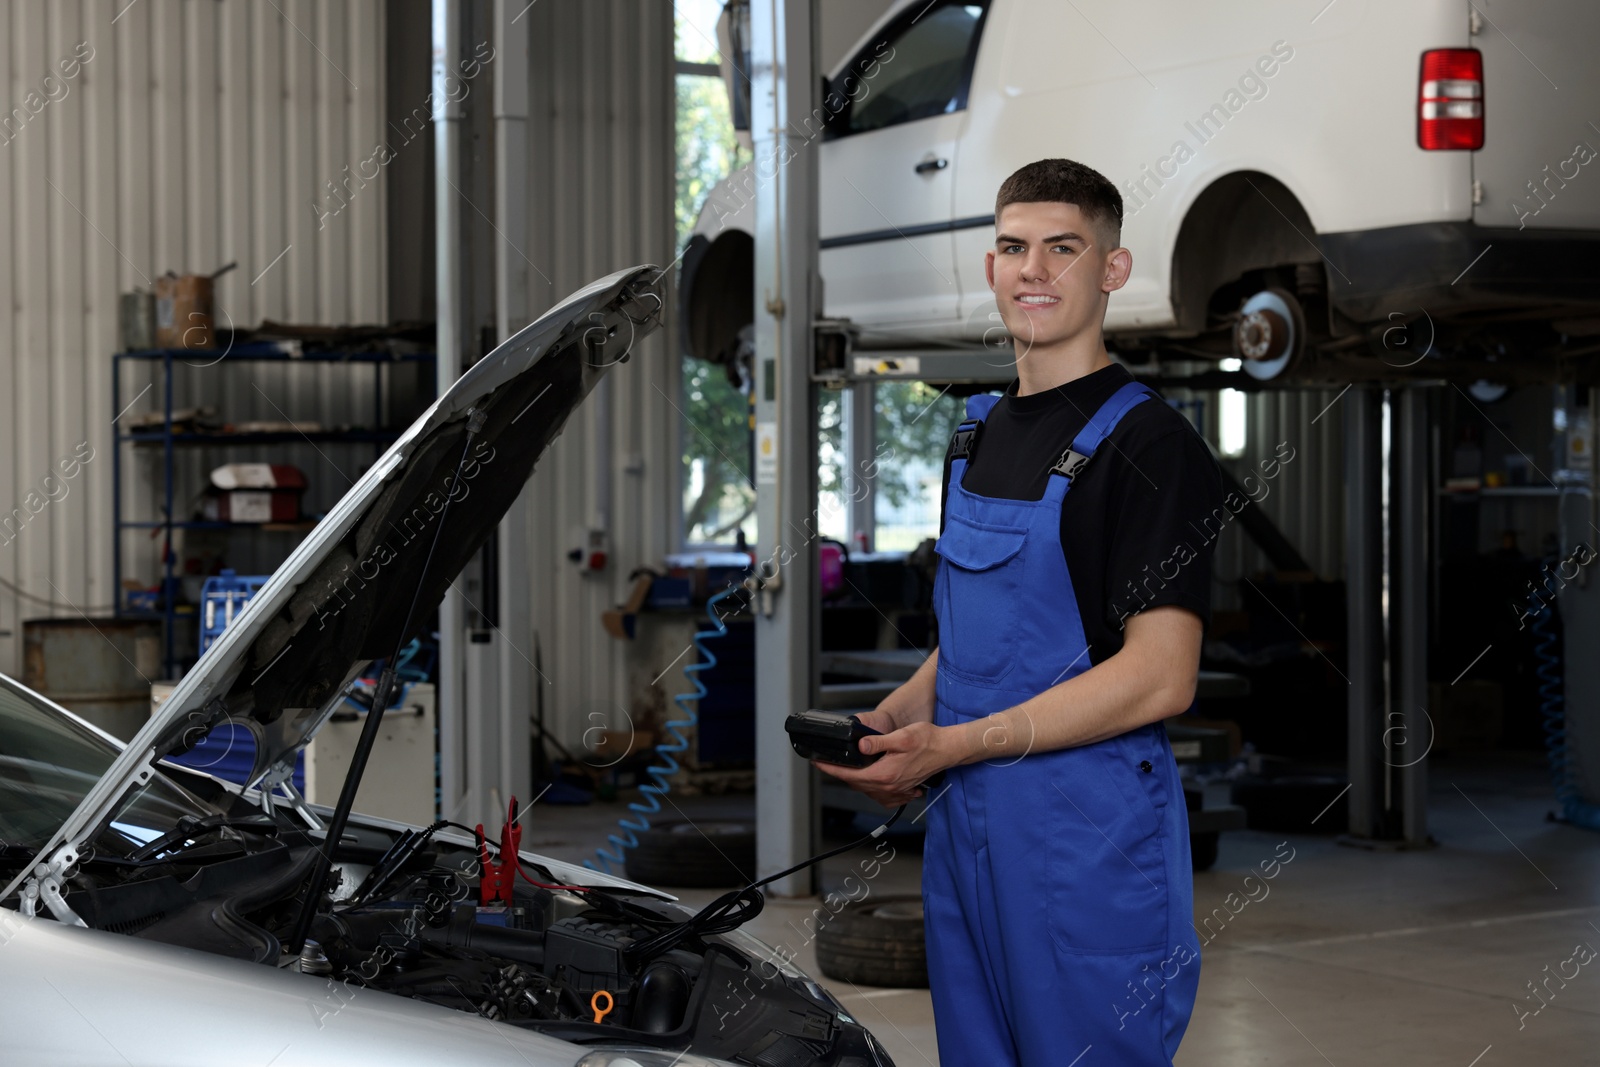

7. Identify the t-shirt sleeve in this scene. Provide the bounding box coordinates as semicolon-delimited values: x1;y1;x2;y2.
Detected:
1099;423;1226;633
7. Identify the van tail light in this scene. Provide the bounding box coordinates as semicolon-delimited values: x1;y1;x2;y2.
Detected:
1419;48;1483;149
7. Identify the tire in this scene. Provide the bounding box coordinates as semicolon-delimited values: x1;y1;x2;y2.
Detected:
1190;830;1220;871
815;896;928;988
623;820;755;888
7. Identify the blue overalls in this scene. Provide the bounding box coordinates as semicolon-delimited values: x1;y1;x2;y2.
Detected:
922;384;1200;1066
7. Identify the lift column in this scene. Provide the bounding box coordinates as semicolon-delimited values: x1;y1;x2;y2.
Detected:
1345;385;1430;846
1393;386;1430;844
751;0;822;896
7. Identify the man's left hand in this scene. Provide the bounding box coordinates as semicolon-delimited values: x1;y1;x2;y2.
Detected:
813;721;958;808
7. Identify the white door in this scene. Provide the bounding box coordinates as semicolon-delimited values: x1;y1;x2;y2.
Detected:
1470;0;1600;230
819;1;993;337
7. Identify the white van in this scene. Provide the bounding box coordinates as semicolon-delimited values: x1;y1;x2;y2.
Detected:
681;0;1600;383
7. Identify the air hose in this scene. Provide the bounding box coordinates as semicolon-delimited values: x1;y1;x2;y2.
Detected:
585;584;743;874
1526;556;1600;832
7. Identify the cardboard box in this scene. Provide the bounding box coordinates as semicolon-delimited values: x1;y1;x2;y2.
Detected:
201;490;301;524
202;463;306;524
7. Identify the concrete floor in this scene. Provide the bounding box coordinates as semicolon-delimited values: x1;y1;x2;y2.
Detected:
521;754;1600;1066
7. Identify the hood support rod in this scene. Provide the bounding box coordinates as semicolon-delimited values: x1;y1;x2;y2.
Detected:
287;410;489;958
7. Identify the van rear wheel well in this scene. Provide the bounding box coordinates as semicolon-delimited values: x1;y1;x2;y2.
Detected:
1170;172;1328;341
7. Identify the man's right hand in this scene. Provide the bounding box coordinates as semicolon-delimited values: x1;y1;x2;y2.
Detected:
851;707;898;736
817;720;956;807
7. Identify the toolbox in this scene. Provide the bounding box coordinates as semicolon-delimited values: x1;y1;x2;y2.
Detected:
199;569;270;656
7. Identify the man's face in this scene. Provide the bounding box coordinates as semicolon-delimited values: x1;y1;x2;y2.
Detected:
984;200;1130;353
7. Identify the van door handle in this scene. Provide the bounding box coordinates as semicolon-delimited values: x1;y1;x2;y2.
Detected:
915;157;949;174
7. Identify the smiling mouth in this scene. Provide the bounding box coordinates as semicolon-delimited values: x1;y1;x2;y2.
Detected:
1016;294;1059;307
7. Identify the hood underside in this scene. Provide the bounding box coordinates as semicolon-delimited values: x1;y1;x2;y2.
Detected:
19;265;665;879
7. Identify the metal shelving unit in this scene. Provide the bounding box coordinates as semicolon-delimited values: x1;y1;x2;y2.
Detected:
112;345;436;678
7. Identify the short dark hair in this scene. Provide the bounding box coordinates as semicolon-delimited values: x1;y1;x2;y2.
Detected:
994;158;1122;244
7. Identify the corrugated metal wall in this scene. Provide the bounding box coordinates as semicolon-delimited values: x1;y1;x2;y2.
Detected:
1;0;388;675
1211;388;1348;610
511;1;678;746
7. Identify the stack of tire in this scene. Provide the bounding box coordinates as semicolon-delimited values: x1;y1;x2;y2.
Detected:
815;897;928;988
624;820;757;887
625;821;928;988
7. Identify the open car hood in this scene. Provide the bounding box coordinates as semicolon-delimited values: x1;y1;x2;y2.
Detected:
20;265;664;876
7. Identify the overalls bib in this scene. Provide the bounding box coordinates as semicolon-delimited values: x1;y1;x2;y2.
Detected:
922;384;1200;1066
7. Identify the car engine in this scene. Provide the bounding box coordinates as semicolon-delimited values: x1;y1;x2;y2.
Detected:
46;808;890;1067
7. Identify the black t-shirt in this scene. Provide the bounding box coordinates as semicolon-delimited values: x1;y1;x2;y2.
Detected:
940;362;1226;666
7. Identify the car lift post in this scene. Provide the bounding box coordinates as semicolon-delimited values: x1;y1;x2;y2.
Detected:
490;0;534;828
751;0;822;896
434;0;470;827
1345;385;1430;846
1394;387;1430;844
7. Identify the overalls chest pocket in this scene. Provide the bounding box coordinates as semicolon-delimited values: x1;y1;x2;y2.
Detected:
933;511;1030;685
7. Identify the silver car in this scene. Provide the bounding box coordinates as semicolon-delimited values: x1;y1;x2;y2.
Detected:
0;266;894;1067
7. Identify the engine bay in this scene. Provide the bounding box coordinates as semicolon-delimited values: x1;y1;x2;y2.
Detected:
36;788;887;1067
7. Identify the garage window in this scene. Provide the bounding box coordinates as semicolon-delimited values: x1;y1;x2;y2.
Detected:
871;383;965;549
819;383;965;551
831;1;991;138
1218;358;1249;458
678;2;755;546
676;1;742;248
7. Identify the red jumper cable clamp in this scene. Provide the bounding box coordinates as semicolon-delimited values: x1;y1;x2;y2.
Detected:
476;797;523;905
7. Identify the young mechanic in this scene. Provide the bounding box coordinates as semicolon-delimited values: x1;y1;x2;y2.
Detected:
817;159;1225;1065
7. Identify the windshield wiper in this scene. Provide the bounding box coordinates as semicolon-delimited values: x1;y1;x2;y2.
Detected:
127;814;278;862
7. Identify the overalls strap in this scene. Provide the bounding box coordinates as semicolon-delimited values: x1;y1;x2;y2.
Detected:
964;392;1001;422
944;381;1158;492
949;392;1001;466
1048;381;1155;484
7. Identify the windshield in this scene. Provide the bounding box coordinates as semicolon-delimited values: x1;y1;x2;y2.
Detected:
0;675;219;858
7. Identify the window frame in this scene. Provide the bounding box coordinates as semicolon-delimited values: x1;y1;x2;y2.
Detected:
823;0;993;142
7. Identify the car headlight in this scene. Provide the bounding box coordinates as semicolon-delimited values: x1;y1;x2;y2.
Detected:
715;928;857;1024
572;1049;740;1067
